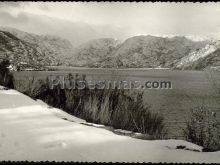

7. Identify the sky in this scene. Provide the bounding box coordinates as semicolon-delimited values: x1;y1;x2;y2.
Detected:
1;2;220;40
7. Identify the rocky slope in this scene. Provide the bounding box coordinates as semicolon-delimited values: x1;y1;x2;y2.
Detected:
113;36;208;68
192;48;220;70
68;35;208;68
0;30;51;67
175;40;220;70
0;27;74;66
69;38;121;67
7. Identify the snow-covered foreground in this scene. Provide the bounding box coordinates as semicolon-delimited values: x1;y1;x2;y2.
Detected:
0;87;220;163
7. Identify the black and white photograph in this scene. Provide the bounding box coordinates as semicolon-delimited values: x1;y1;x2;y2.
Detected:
0;1;220;163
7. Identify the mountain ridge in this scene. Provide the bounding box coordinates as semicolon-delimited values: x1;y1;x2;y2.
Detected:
0;27;219;70
0;27;74;66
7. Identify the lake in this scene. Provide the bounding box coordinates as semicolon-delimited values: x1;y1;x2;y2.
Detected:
13;68;220;138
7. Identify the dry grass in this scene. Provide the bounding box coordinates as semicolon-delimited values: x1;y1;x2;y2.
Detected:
29;73;167;139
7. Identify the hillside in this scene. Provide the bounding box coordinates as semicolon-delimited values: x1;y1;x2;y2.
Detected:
0;30;52;67
0;27;74;65
69;38;120;67
113;36;208;68
191;48;220;70
68;35;208;68
175;40;220;70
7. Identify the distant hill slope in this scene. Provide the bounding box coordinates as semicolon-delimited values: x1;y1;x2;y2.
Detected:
69;38;121;67
112;36;207;68
0;27;74;66
175;40;220;70
68;35;208;68
192;48;220;70
0;30;52;66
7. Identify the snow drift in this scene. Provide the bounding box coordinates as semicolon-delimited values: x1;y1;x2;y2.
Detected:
0;86;220;163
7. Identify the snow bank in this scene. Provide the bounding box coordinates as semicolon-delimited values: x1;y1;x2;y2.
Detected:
0;87;220;162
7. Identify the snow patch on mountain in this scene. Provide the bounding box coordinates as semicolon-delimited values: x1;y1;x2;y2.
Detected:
176;40;220;68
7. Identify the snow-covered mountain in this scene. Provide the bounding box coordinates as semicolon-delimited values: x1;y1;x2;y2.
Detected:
176;41;220;68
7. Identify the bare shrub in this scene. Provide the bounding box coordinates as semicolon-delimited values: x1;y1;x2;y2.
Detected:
182;70;220;151
183;106;220;151
33;73;166;138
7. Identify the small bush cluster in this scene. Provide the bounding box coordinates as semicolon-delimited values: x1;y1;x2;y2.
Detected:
183;106;220;151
